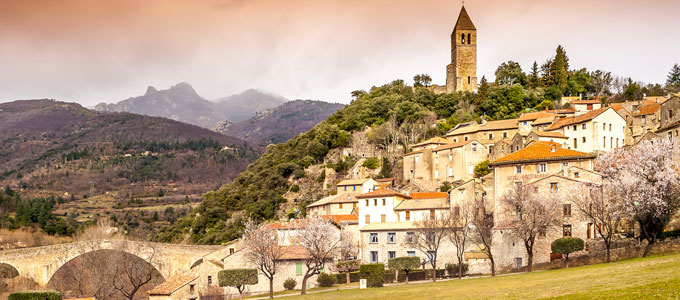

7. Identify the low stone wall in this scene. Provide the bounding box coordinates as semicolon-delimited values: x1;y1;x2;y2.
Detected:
501;238;680;273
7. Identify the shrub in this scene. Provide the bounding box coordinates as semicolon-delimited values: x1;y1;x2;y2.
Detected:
283;278;297;290
334;271;361;284
445;263;468;277
551;237;585;262
362;157;380;169
317;272;337;287
474;160;491;177
335;260;360;284
218;269;259;297
290;184;300;193
9;291;62;300
388;257;420;283
360;263;385;287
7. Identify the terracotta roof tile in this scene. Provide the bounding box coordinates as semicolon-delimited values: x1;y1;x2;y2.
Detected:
490;141;596;166
446;118;519;136
280;245;310;260
148;275;197;295
413;136;454;147
320;214;358;223
632;103;660;116
307;193;360;208
410;192;449;199
356;188;411;199
547;107;610;130
518;112;557;122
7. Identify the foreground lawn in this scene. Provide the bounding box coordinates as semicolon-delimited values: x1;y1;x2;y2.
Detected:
288;252;680;299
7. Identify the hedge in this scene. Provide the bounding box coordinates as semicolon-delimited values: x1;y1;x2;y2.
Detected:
335;269;445;284
359;264;385;287
445;263;468;277
317;272;337;287
551;237;585;261
218;268;259;288
9;291;62;300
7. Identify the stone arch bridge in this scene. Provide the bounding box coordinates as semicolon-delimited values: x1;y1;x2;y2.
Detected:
0;239;222;286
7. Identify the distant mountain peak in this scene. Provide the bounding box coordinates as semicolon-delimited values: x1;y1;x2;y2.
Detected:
145;86;158;95
169;82;196;94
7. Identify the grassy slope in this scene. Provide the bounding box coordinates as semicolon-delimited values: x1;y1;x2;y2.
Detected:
288;253;680;300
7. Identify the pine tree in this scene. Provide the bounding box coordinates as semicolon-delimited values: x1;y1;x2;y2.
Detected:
550;45;570;96
527;61;540;89
667;63;680;91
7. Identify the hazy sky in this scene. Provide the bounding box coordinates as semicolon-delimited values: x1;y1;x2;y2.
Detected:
1;0;679;106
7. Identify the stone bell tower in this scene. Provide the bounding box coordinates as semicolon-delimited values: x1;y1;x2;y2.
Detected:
446;6;478;93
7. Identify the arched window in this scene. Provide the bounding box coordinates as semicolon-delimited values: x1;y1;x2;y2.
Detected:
467;33;471;44
461;33;465;44
468;76;471;84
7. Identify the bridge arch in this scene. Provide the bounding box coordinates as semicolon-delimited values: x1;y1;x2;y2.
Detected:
0;262;20;279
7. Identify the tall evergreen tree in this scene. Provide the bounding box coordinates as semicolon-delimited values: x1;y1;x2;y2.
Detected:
667;63;680;92
527;61;540;89
550;45;570;96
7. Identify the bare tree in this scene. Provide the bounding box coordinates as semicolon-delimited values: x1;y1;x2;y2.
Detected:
370;115;404;167
242;220;286;299
448;201;473;279
566;180;626;263
295;217;341;295
501;184;561;272
112;243;157;300
408;212;450;281
471;191;496;276
337;229;359;260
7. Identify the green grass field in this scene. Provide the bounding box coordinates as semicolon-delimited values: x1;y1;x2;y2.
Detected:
287;252;680;300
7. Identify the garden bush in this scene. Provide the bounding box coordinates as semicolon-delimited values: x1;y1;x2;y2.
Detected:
9;291;62;300
317;272;337;287
283;278;297;290
362;157;380;169
551;237;585;262
445;263;468;277
359;263;385;287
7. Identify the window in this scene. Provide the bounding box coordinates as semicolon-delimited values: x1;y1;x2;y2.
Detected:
229;248;235;255
516;165;522;174
339;203;343;209
573;125;577;131
503;132;508;138
415;156;419;163
407;251;416;257
370;251;379;263
472;143;477;151
670;110;674;120
464;136;469;141
538;163;547;173
382;199;386;206
434;170;439;179
515;181;522;191
641;115;646;124
430;209;436;220
550;182;558;192
296;262;303;275
388;251;396;259
370;233;378;243
381;214;386;223
435;154;439;164
374;199;377;206
616;138;619;147
207;276;212;286
468;76;471;84
406;232;415;243
353;186;356;191
574;172;580;178
582;137;586;143
454;206;460;216
563;204;572;216
488;133;494;140
190;284;195;294
449;153;453;161
365;215;370;224
603;136;606;148
573;138;578;149
405;211;410;221
609;124;612;131
448;167;453;177
387;232;396;243
489;145;494;154
538;226;546;237
610;137;613;148
453;138;458;142
467;33;471;44
587;223;593;239
587;104;593;110
603;123;606;130
344;186;347;191
515;257;523;268
461;33;465;44
582;124;587;129
563;224;572;237
365;199;369;206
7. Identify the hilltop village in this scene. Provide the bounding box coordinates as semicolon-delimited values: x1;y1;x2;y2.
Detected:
139;6;680;300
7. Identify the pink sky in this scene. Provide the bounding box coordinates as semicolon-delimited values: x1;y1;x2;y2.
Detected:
1;0;679;105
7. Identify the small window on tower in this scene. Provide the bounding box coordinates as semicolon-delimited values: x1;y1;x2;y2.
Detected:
467;33;471;44
461;33;465;44
468;76;471;84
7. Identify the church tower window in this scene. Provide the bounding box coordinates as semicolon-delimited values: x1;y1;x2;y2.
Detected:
467;33;471;44
461;33;465;44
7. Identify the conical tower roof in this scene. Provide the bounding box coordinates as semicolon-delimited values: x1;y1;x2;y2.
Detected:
453;6;476;31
